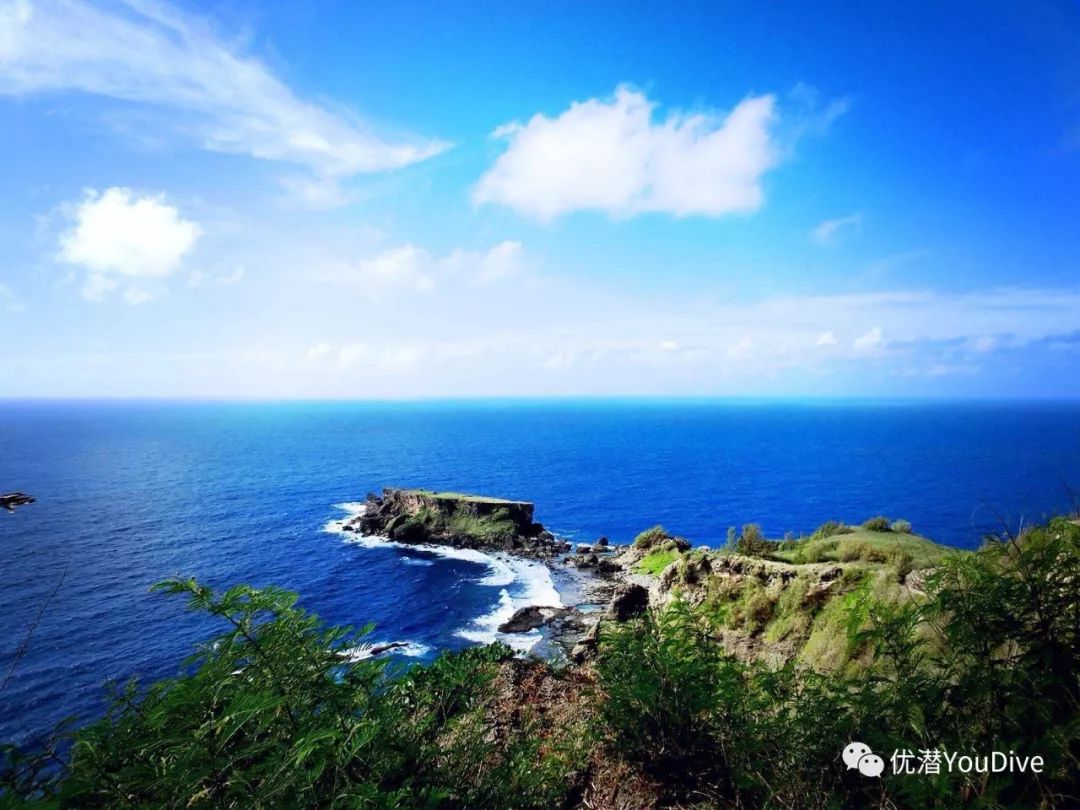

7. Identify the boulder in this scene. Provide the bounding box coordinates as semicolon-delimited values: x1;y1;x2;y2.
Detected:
498;606;553;634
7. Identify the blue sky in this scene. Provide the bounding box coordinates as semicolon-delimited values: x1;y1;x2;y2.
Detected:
1;0;1079;398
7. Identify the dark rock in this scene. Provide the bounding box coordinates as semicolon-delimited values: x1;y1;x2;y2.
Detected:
607;584;649;621
575;543;592;553
1;492;34;512
596;536;609;547
498;606;554;634
596;558;622;574
368;641;409;657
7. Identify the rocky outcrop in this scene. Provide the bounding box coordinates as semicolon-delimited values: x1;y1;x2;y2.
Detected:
346;488;560;556
497;605;579;634
1;492;34;512
607;583;649;621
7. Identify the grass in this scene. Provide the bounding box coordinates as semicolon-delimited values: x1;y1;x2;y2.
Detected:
411;489;524;504
771;529;949;569
635;549;680;576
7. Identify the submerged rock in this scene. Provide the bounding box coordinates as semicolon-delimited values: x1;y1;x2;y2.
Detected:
1;492;34;512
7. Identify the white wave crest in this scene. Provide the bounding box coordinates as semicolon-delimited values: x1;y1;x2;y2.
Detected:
340;640;431;662
323;503;563;654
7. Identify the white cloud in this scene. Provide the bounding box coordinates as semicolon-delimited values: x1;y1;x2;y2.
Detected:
326;240;527;293
0;0;448;197
473;86;780;220
815;330;838;347
58;186;201;302
853;327;885;352
355;245;436;293
810;212;862;245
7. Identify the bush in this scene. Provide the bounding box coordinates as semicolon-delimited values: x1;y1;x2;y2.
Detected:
634;525;671;549
890;518;913;534
735;523;774;557
598;517;1080;808
837;538;872;562
1;579;577;809
887;548;914;581
862;515;891;532
809;520;854;542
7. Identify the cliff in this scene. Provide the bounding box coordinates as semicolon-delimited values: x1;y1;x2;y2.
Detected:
346;488;564;556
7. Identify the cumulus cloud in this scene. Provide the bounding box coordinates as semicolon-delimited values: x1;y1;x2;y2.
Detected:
325;240;527;293
811;212;862;245
58;186;201;302
473;86;781;220
0;0;448;200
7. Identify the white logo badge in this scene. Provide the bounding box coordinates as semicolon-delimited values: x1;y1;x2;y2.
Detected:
843;742;883;777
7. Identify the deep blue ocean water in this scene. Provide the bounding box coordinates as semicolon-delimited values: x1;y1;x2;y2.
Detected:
2;399;1080;745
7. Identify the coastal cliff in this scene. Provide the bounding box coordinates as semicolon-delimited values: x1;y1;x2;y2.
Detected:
346;488;565;557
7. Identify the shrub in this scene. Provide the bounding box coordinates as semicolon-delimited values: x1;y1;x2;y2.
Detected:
810;520;854;542
887;548;914;581
890;519;913;534
862;515;891;532
735;523;774;557
1;579;578;809
837;538;872;562
634;525;671;549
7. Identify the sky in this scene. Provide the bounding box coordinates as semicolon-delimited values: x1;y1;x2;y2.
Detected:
1;0;1079;399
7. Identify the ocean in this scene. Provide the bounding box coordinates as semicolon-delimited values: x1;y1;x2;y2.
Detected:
2;399;1079;745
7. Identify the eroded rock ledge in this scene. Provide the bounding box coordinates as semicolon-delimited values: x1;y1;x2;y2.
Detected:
345;488;568;558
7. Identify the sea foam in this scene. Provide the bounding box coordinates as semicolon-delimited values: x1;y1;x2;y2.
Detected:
324;502;562;653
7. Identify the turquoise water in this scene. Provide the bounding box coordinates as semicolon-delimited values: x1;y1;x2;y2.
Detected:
2;399;1079;744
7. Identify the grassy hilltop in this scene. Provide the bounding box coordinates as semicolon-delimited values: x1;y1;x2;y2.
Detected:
4;514;1080;809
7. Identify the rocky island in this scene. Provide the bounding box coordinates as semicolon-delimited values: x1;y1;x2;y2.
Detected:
345;487;567;557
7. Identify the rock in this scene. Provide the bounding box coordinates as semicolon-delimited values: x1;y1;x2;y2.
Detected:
0;492;34;512
658;562;681;591
596;536;609;547
498;606;555;634
680;554;712;585
819;566;842;582
607;583;649;621
570;621;602;663
804;579;837;607
368;641;409;657
346;488;553;556
576;544;592;553
570;642;592;663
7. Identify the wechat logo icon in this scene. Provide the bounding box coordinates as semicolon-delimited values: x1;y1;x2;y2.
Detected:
843;742;885;777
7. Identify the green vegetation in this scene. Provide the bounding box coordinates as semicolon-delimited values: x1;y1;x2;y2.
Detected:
862;514;892;531
635;548;679;575
394;505;519;542
5;516;1080;808
772;527;947;568
632;524;690;554
415;490;520;505
1;579;578;809
599;517;1080;807
632;524;671;549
